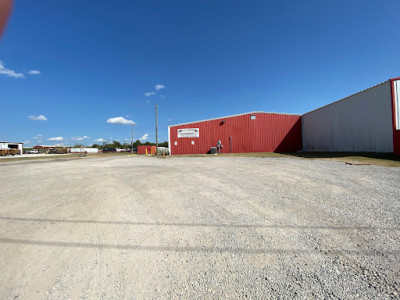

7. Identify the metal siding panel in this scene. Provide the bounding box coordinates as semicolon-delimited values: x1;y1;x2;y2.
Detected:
303;81;393;152
169;113;302;155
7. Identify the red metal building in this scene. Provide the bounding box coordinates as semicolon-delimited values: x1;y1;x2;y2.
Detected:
168;112;302;155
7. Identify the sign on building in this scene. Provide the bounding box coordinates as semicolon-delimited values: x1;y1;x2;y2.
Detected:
177;128;199;138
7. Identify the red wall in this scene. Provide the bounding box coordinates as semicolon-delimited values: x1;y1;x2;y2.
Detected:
391;78;400;155
169;112;302;155
137;145;156;155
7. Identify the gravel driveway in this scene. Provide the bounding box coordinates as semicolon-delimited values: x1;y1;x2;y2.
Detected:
0;156;399;299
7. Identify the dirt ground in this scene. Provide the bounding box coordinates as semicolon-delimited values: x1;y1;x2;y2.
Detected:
0;156;399;299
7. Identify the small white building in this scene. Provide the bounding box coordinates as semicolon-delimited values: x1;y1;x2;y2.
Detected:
70;148;99;153
0;141;23;155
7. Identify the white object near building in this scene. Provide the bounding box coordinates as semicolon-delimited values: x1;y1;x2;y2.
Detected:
177;128;199;138
70;148;99;153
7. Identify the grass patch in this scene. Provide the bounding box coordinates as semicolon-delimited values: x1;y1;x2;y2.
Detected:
171;152;400;167
285;152;400;167
0;152;133;163
0;154;76;163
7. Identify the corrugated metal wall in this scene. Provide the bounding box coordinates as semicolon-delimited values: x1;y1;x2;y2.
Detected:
302;81;393;152
137;145;156;155
169;112;302;155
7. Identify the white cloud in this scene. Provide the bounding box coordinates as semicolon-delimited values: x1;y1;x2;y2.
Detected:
28;70;40;75
155;84;165;90
167;118;172;122
72;136;89;141
0;61;24;78
28;115;47;121
106;116;135;125
23;140;30;144
144;92;155;97
145;100;150;104
33;134;43;143
139;133;149;141
125;114;131;118
48;137;64;141
160;95;165;99
94;138;106;142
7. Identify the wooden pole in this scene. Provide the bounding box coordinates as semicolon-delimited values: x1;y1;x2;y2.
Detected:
155;103;158;156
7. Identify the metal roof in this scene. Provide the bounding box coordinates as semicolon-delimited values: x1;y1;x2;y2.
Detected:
169;111;301;127
0;141;24;144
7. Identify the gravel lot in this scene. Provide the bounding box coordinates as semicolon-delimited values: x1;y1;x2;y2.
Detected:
0;155;399;299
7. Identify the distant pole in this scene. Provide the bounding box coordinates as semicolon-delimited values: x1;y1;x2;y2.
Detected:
131;123;134;155
155;103;158;156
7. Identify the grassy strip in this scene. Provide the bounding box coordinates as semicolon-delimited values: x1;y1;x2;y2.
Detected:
2;151;399;167
0;152;131;163
0;154;77;163
171;152;400;167
285;152;400;167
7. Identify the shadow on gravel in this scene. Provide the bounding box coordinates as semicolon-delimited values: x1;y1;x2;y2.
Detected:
0;238;398;256
0;216;398;231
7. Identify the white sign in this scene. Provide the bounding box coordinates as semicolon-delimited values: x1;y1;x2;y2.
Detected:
178;128;199;138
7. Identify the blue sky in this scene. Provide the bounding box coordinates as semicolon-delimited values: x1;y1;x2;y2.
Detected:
1;0;399;146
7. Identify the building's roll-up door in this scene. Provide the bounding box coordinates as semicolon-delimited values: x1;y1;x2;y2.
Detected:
394;80;400;130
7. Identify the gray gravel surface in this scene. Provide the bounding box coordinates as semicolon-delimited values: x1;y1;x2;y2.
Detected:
0;156;399;299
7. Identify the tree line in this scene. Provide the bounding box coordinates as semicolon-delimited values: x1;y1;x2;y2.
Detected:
73;140;168;149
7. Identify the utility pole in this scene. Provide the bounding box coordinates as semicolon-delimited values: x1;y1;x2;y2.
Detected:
155;103;158;156
131;123;134;155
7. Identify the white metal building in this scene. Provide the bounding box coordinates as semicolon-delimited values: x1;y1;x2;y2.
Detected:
302;78;400;154
0;141;24;154
70;148;99;153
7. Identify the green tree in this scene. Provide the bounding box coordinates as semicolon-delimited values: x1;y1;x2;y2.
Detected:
133;139;142;147
113;140;122;148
